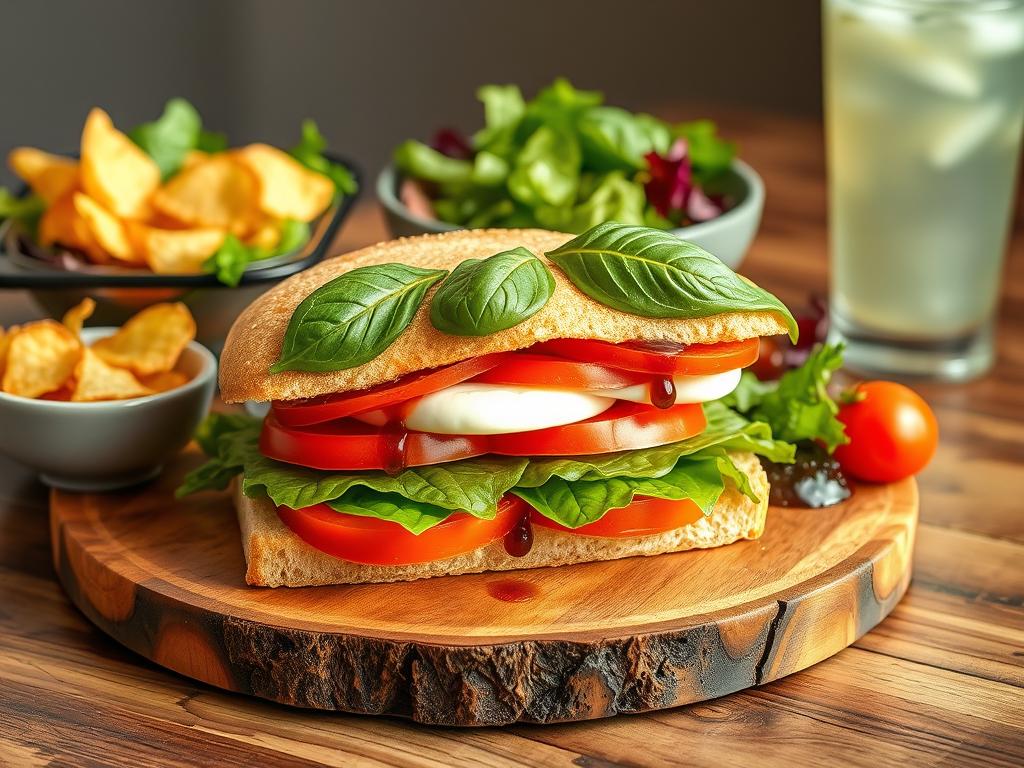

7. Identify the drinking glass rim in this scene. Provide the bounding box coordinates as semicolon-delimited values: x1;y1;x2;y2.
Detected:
837;0;1024;12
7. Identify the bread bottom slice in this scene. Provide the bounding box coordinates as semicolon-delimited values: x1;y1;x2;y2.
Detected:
235;452;769;587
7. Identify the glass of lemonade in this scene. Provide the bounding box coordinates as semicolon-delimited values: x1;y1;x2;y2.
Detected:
823;0;1024;379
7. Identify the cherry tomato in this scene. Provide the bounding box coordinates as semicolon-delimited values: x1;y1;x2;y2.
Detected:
530;338;759;375
272;353;511;426
834;381;938;483
471;354;649;390
531;496;704;538
259;402;707;471
277;495;527;565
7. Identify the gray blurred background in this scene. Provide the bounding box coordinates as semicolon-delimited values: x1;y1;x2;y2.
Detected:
0;0;822;188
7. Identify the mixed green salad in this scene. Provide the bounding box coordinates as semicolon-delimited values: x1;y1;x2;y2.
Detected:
394;78;737;233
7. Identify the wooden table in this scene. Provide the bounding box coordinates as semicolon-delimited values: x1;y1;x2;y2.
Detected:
1;112;1022;767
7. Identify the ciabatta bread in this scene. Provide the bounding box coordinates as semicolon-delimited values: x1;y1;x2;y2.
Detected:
234;452;769;587
219;229;790;403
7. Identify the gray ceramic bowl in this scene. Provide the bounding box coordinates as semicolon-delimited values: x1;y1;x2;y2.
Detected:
0;327;216;491
376;159;765;270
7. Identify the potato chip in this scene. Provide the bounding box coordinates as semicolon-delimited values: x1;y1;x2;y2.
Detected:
234;143;333;222
72;193;139;264
91;302;195;375
80;108;160;220
72;348;152;402
38;193;108;262
62;298;96;337
1;320;81;398
140;226;226;274
0;325;18;382
139;370;189;392
152;154;258;234
181;150;209;170
244;219;281;250
8;147;79;204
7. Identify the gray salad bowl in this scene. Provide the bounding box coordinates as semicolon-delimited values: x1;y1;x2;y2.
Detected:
0;327;216;491
376;159;765;269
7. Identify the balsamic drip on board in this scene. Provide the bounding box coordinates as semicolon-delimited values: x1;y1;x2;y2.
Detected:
487;579;539;603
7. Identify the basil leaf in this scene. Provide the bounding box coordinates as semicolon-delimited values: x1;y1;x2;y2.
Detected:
327;488;454;535
271;263;447;374
242;454;528;516
429;246;554;336
545;222;798;342
513;456;725;528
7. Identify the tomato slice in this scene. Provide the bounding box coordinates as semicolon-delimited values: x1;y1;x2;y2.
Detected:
278;495;528;565
471;354;649;390
531;338;759;375
260;402;707;471
272;353;511;427
530;496;705;538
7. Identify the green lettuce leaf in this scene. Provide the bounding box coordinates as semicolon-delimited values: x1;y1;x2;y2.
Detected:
177;399;792;533
473;84;526;156
577;107;671;172
129;98;226;179
325;488;453;534
535;171;647;233
507;124;581;208
0;188;45;232
517;401;792;488
673;119;736;183
176;413;261;498
722;343;849;452
394;140;473;185
290;119;357;196
242;453;528;518
203;219;310;287
513;455;725;528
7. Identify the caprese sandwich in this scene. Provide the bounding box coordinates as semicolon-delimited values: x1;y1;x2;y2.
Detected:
183;223;799;586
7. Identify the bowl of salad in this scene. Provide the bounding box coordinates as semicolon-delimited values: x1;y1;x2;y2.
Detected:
0;99;359;349
378;79;763;268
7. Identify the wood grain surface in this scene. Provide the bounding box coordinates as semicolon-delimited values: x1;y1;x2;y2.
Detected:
48;450;916;726
1;109;1022;764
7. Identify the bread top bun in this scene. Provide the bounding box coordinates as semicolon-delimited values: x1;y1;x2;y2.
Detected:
219;228;789;403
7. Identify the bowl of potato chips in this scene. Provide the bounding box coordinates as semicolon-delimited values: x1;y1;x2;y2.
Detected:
0;299;216;490
0;99;359;349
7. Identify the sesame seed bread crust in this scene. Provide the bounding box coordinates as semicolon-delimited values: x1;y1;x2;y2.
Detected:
234;452;769;587
219;229;790;403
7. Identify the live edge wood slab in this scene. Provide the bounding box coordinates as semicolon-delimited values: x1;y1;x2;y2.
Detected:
49;450;917;727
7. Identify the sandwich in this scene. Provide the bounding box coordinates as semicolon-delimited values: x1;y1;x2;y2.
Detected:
183;223;798;587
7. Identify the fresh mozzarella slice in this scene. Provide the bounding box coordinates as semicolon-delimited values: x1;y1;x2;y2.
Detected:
354;383;615;435
594;367;742;405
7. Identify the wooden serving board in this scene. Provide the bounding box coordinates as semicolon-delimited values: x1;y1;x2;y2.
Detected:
49;449;917;727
